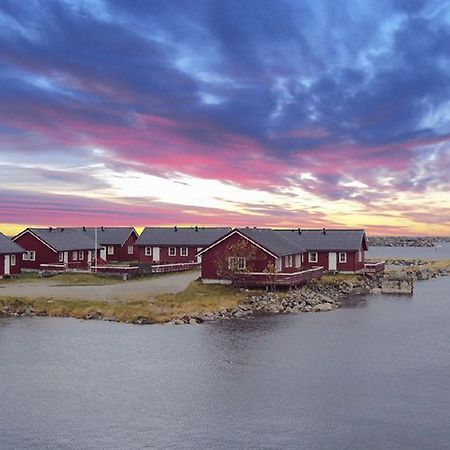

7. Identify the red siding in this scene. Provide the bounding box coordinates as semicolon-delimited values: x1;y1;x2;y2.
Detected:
118;232;138;262
14;231;57;269
0;253;22;276
138;245;201;264
201;233;275;280
301;246;365;272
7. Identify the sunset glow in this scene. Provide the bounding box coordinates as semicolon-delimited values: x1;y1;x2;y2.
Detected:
1;1;449;236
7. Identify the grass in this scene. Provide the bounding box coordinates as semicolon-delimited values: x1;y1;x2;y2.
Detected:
0;280;246;323
319;273;360;283
0;272;123;286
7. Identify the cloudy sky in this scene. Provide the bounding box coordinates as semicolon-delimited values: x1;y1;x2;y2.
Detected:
1;0;449;235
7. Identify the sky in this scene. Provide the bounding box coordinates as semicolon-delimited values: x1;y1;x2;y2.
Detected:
0;0;449;236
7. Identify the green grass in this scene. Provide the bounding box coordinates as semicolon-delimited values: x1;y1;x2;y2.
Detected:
0;280;246;323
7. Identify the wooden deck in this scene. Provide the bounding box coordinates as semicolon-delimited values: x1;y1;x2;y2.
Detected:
235;266;324;288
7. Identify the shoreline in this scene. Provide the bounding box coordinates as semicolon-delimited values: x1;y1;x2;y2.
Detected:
1;259;449;325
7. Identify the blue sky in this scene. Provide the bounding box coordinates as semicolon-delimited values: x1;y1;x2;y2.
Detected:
0;0;449;235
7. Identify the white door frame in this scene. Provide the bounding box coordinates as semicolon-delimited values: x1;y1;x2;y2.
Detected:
328;252;337;271
64;251;69;265
4;255;10;275
100;247;107;260
153;247;160;262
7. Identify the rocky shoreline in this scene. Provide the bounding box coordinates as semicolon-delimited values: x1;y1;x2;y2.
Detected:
2;259;449;325
367;236;437;247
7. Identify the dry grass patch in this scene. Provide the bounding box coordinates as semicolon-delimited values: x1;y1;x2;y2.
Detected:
319;273;360;283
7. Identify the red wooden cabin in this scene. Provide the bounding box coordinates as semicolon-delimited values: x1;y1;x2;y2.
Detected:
135;226;231;264
279;228;368;273
13;228;99;270
198;228;322;287
0;232;24;278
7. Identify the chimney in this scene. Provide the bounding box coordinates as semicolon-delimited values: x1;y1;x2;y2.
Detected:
49;227;53;232
60;227;64;232
82;226;86;232
101;226;104;231
297;228;301;234
195;226;198;232
174;225;178;232
322;228;326;235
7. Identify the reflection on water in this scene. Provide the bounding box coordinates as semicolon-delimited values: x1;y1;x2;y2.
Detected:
1;279;450;449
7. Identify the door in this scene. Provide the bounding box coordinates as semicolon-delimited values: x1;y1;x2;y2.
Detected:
64;251;69;264
87;250;92;268
153;247;160;262
4;255;10;275
328;252;337;271
100;247;106;260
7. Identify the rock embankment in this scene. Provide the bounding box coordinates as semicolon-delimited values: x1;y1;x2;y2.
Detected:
368;236;436;247
168;276;382;324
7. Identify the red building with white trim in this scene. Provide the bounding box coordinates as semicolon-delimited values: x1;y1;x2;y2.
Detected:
135;226;231;264
0;232;24;278
13;228;99;270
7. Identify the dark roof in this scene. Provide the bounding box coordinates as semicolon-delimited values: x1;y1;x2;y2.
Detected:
75;227;137;246
21;228;99;252
279;229;367;251
237;228;302;257
135;227;231;247
0;232;25;254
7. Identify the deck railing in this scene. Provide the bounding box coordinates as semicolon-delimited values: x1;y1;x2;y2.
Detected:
235;266;324;287
150;262;200;274
364;261;386;273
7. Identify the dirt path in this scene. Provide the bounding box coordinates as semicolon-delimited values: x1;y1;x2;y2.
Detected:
0;270;200;302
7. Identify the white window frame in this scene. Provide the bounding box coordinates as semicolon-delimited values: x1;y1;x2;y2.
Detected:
58;252;64;262
79;251;84;260
168;247;176;256
308;252;318;263
339;252;347;263
128;245;134;255
228;256;246;271
285;255;293;268
73;251;78;261
107;246;114;255
358;251;362;262
145;246;152;256
180;247;188;256
11;254;16;266
29;251;36;261
23;252;29;261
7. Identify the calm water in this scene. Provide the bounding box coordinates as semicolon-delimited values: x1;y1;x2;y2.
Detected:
1;276;450;449
367;242;450;260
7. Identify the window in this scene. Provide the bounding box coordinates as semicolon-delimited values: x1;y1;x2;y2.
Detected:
308;252;318;263
228;256;246;270
11;255;16;266
145;246;152;256
73;251;78;261
128;245;134;255
285;255;293;268
58;252;64;262
168;247;176;256
79;251;84;260
28;251;36;261
107;246;114;255
339;252;347;263
180;247;188;256
358;251;362;262
23;252;29;261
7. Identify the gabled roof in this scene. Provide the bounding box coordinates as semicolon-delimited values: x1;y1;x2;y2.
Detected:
197;228;303;258
0;232;25;254
135;227;231;247
15;228;99;252
75;227;137;246
279;228;367;251
237;228;303;256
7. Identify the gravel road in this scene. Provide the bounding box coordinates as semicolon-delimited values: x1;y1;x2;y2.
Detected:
0;270;200;302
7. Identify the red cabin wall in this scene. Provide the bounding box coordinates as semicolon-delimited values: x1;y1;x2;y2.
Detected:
201;233;275;280
0;253;22;276
138;245;201;264
301;246;365;272
14;232;57;269
118;233;138;262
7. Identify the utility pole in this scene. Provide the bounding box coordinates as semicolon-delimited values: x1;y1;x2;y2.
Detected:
94;226;98;273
